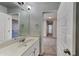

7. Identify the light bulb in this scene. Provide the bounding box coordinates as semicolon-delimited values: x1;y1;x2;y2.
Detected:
48;17;52;19
27;5;31;10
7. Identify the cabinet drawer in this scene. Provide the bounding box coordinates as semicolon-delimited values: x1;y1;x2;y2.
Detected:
22;45;35;56
22;40;39;56
34;40;39;56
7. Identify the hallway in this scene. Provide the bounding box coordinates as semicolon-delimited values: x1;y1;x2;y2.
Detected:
43;37;57;56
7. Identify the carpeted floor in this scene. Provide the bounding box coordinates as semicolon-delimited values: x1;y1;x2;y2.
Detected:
43;37;57;56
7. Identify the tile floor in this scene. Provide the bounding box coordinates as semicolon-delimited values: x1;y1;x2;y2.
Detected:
43;36;57;56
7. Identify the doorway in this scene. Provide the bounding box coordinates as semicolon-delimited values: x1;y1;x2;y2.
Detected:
41;12;57;56
47;20;53;37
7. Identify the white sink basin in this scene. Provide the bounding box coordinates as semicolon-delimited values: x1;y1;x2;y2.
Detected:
17;39;33;47
24;39;33;43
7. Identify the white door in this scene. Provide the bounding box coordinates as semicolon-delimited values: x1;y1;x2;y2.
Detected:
0;13;5;41
4;14;12;40
0;12;12;41
57;2;76;56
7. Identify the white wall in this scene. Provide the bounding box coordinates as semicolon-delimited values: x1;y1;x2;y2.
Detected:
53;19;57;38
27;2;59;36
43;20;47;37
0;5;7;13
57;2;76;56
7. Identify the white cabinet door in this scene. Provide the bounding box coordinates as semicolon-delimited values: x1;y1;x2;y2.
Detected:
34;40;39;56
22;45;35;56
22;40;39;56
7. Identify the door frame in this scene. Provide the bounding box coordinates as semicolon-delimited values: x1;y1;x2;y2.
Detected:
40;11;57;55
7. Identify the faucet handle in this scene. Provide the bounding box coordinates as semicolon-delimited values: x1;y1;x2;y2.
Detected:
19;38;25;42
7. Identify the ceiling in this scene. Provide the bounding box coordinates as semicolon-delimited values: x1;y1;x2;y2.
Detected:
44;12;57;20
0;2;60;11
0;2;60;19
0;2;19;8
27;2;60;11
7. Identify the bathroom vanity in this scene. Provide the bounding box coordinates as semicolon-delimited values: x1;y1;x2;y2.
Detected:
0;3;40;56
0;37;39;56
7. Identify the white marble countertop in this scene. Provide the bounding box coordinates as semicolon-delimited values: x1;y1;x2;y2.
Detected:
0;37;39;56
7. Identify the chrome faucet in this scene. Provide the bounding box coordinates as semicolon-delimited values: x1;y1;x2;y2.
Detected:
19;38;25;42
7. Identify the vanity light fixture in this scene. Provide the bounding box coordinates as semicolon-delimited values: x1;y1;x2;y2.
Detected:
27;5;31;11
48;17;52;19
17;2;24;5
